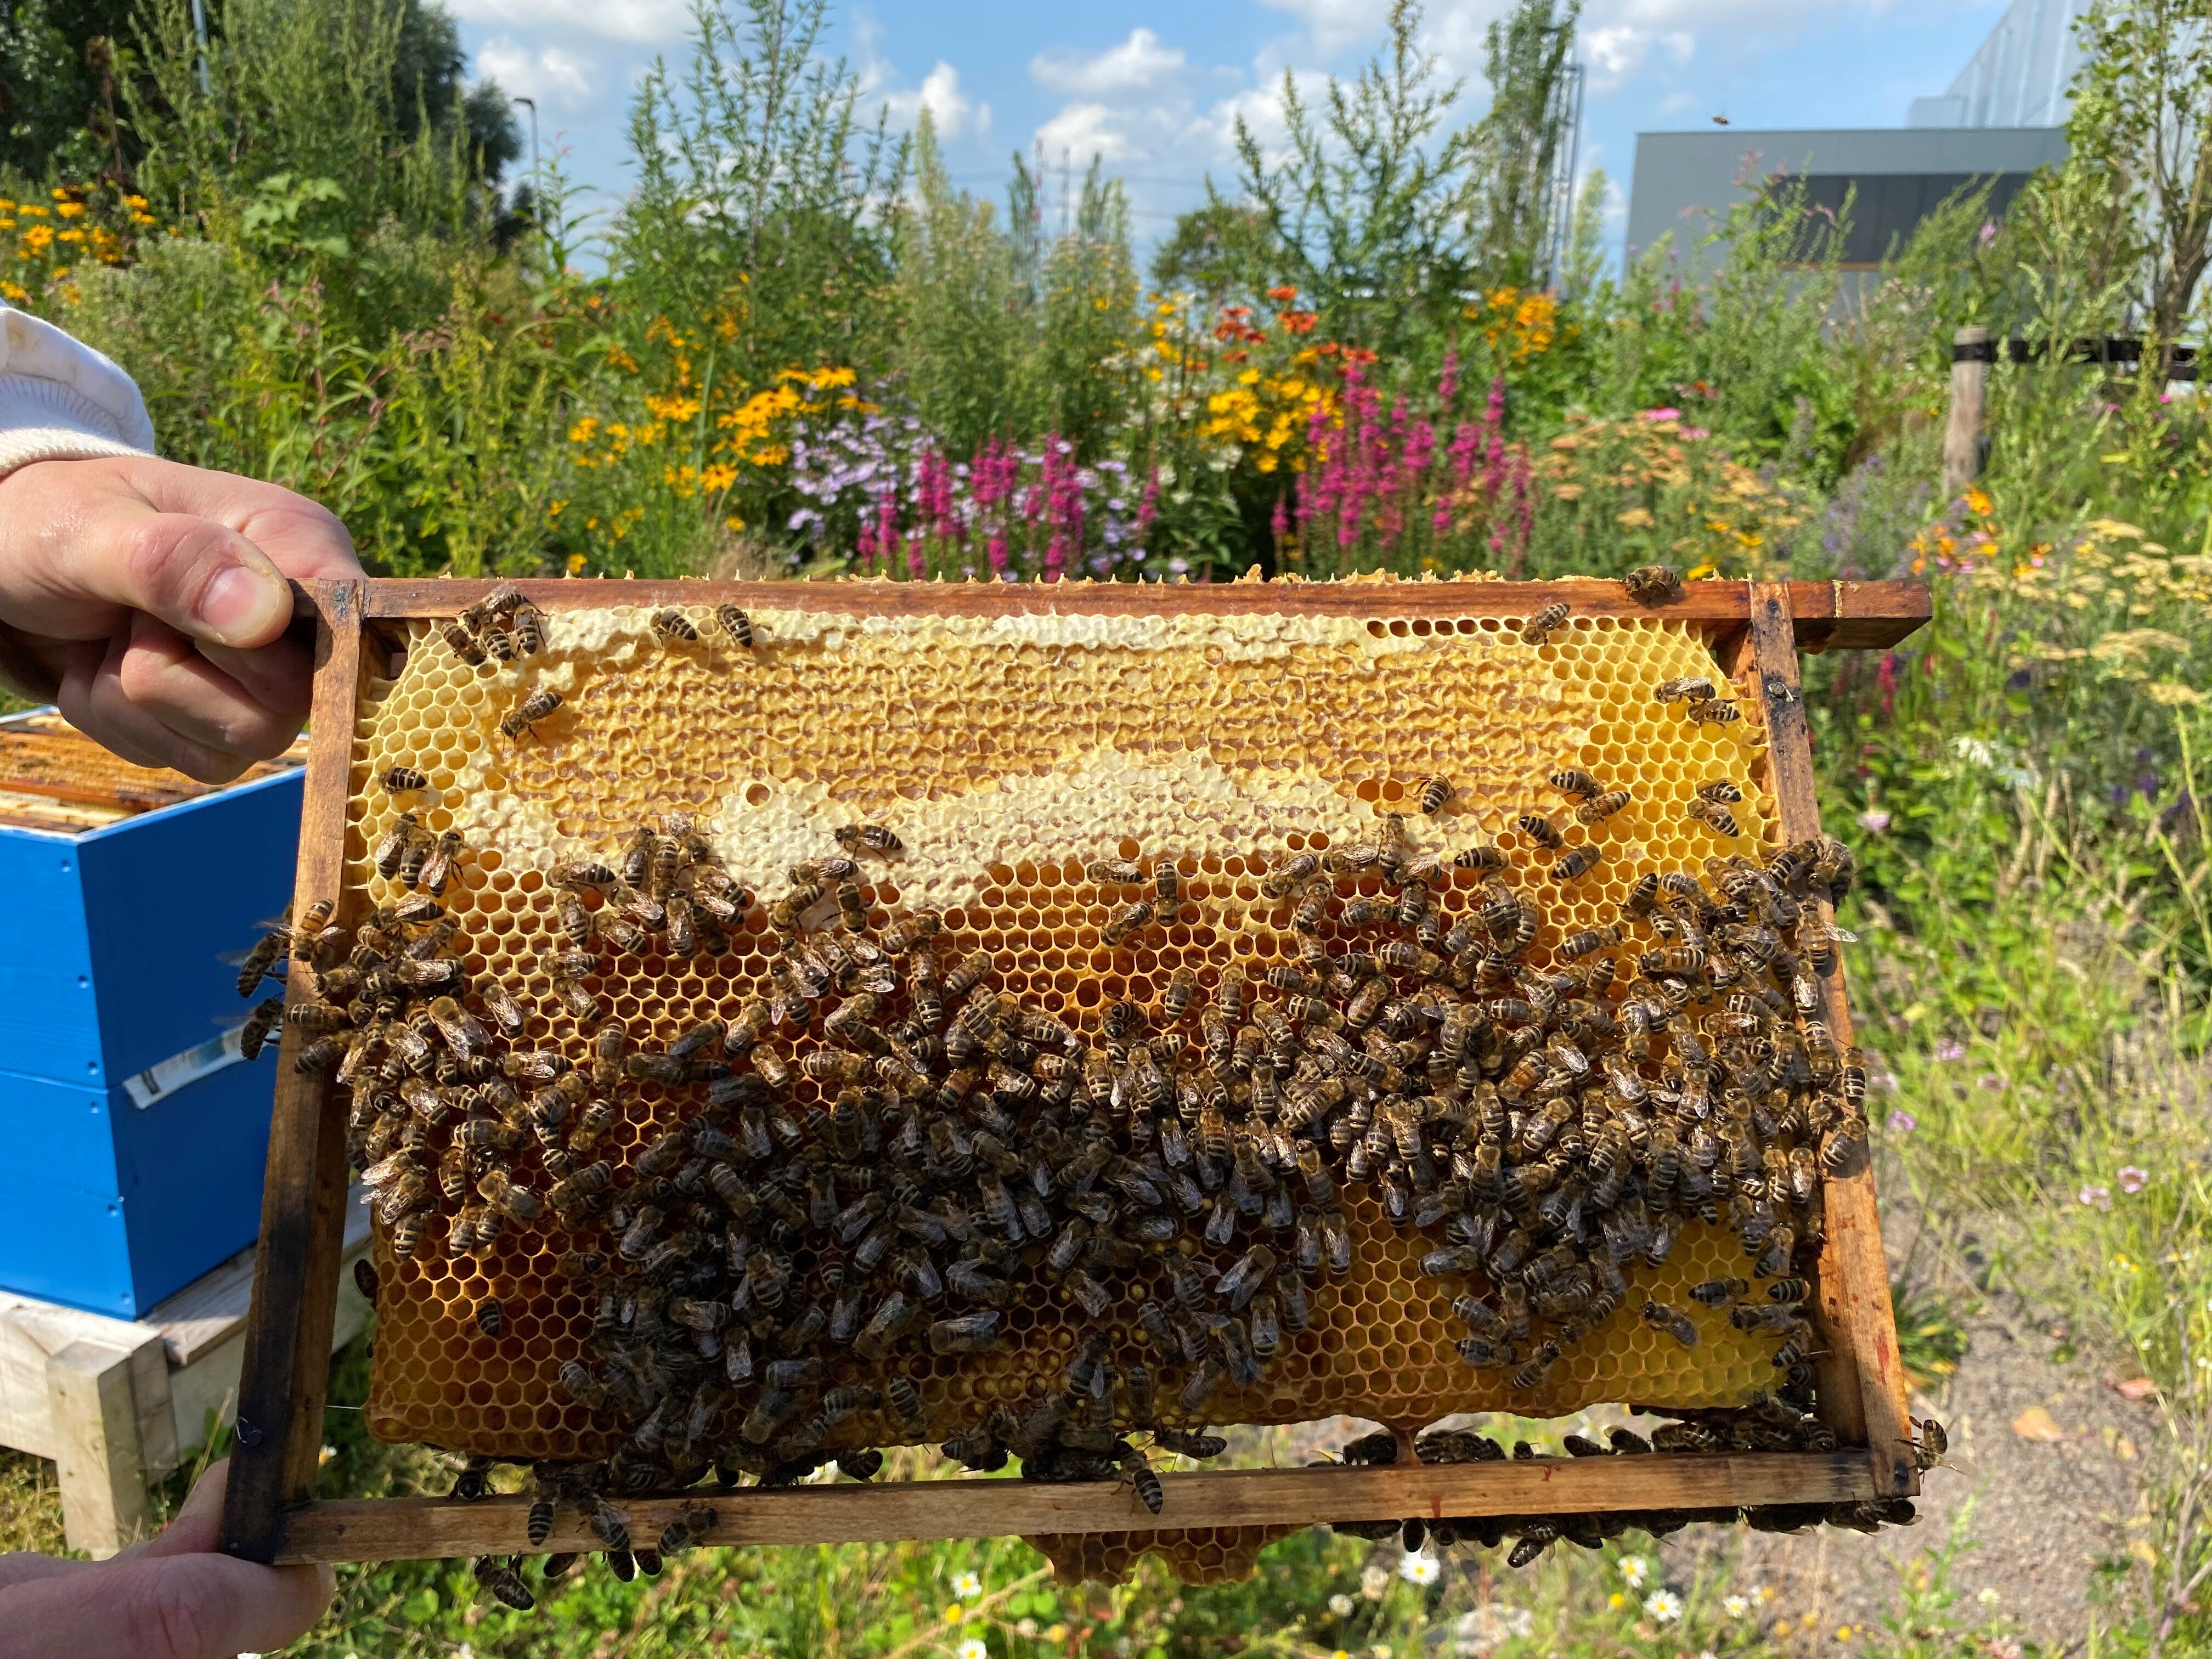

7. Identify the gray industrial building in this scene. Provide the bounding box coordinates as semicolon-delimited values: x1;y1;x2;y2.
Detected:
1624;0;2084;275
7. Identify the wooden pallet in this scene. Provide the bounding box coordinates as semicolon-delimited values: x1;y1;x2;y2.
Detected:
219;574;1931;1567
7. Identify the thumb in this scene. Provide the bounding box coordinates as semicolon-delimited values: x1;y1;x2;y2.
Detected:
81;506;297;651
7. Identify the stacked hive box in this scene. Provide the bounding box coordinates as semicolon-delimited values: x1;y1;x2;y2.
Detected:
339;598;1795;1461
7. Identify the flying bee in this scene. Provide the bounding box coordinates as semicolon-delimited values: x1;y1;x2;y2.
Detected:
236;927;290;996
1515;814;1565;851
834;823;902;856
1688;798;1743;837
500;689;562;742
1520;602;1569;646
651;607;699;642
1640;1300;1699;1346
1415;775;1452;815
1686;698;1742;726
1622;563;1684;604
1910;1417;1949;1470
716;604;755;647
1654;675;1716;704
239;997;285;1060
1576;789;1631;823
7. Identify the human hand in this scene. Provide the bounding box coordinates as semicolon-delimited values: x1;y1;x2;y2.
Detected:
0;454;363;783
0;1459;335;1658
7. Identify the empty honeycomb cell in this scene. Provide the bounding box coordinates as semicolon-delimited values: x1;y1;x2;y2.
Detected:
335;593;1827;1482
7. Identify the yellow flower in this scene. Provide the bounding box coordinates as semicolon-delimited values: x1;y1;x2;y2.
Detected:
944;1602;966;1624
565;553;586;574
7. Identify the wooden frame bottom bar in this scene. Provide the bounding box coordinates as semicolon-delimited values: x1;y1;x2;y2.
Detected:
274;1454;1876;1564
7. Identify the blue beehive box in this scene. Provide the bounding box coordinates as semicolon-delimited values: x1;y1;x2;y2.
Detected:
0;710;303;1316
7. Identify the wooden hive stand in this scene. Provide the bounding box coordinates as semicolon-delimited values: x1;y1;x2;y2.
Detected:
220;575;1930;1568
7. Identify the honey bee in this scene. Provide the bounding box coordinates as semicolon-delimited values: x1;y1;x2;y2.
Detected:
1520;602;1569;646
834;823;902;856
1415;775;1453;815
1686;698;1742;726
472;1555;535;1611
511;606;544;657
943;949;994;998
381;765;428;793
1640;1300;1699;1346
439;619;487;666
500;689;562;742
1576;789;1631;823
1453;843;1508;871
879;910;941;954
1688;798;1743;837
239;997;286;1060
1103;901;1155;946
1515;814;1565;851
1087;857;1146;887
1696;779;1744;804
1622;563;1684;604
651;607;699;642
1509;1340;1562;1390
1553;845;1602;882
1548;768;1601;800
1154;857;1182;917
717;604;755;647
419;830;464;895
373;815;420;880
1654;675;1716;704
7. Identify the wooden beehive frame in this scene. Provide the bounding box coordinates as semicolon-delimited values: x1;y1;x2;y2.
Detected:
220;575;1929;1567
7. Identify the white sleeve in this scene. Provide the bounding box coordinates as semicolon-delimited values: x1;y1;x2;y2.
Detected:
0;301;156;478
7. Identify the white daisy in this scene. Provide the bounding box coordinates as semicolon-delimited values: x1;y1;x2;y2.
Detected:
951;1571;983;1600
1399;1552;1441;1586
1724;1594;1750;1618
1644;1589;1684;1624
1618;1554;1651;1587
956;1640;988;1659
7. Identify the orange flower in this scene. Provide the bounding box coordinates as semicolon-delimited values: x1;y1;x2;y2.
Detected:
1276;310;1317;335
1265;285;1299;303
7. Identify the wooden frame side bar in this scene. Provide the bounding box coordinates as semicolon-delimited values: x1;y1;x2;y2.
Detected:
348;576;1932;650
222;582;368;1564
1740;584;1917;1498
271;1452;1877;1565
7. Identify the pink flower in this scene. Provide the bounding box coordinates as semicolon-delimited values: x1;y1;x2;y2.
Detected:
1933;1040;1966;1063
2080;1184;2113;1211
1858;809;1891;833
1887;1109;1917;1133
2118;1166;2149;1194
1639;407;1683;422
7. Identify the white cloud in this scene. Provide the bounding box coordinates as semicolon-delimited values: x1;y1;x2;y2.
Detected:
881;60;991;141
447;0;687;44
1035;101;1137;163
475;37;596;112
1030;28;1187;97
1255;0;1386;55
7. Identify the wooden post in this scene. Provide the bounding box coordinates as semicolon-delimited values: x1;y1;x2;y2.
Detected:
220;583;367;1564
45;1340;156;1557
1943;325;1991;495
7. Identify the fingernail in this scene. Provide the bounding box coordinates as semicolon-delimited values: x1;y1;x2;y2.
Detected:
200;565;291;645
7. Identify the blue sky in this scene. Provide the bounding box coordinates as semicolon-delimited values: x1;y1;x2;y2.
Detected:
457;0;2021;266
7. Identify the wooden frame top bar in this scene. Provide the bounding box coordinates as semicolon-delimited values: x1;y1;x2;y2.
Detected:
335;577;1931;652
275;1451;1877;1565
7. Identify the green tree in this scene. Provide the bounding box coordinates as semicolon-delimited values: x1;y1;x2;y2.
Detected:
2066;0;2212;351
615;0;906;385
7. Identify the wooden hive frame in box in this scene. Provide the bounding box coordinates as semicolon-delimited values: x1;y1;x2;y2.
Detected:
220;574;1929;1569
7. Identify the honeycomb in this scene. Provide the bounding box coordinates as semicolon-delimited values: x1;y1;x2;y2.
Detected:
314;586;1854;1497
1027;1525;1300;1588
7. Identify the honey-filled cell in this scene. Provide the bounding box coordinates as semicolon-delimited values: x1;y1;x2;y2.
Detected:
331;594;1853;1502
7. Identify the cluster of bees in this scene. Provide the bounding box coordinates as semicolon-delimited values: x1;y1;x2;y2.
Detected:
229;579;1933;1605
